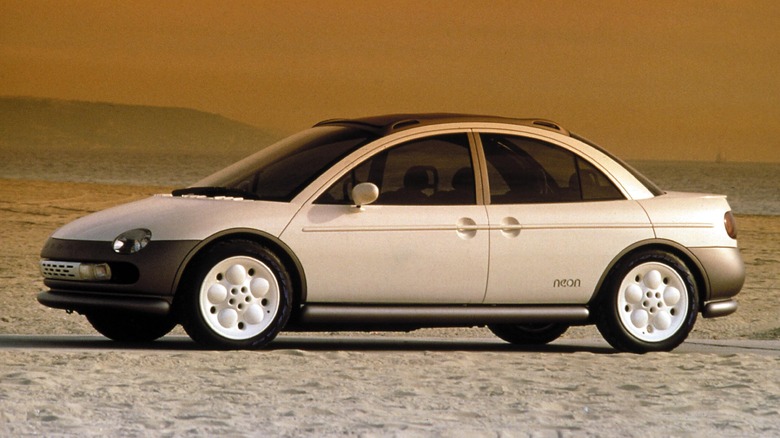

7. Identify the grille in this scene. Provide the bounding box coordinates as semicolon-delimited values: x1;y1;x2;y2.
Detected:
40;261;81;280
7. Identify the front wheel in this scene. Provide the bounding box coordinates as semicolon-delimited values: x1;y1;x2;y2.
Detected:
596;250;698;353
488;323;569;345
179;240;292;349
86;312;177;342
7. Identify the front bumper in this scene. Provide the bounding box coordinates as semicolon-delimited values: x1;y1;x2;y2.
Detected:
38;290;171;315
39;237;199;313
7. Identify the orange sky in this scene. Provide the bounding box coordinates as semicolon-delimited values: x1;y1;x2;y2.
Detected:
1;0;778;162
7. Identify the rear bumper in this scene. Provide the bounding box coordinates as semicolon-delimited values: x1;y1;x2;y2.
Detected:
702;299;738;319
38;290;171;315
689;246;745;302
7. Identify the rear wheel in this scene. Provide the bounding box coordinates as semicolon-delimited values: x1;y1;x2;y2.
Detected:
179;240;292;349
86;312;177;342
489;323;569;345
596;250;698;353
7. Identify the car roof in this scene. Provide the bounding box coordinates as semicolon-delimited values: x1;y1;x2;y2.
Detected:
314;113;570;136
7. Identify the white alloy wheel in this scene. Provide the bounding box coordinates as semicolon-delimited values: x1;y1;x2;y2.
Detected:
198;256;281;341
616;261;688;343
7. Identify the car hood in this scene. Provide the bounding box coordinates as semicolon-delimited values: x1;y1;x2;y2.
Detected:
51;195;300;241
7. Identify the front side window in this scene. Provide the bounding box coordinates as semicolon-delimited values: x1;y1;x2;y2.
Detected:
188;126;376;202
480;134;623;204
317;133;475;205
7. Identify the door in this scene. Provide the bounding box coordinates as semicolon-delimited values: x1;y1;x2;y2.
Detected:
281;133;490;304
478;133;654;304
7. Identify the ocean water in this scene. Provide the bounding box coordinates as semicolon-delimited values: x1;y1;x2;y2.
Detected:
2;148;778;215
1;148;244;188
631;161;780;216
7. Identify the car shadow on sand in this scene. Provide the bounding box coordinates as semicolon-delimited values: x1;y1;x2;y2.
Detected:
0;334;617;354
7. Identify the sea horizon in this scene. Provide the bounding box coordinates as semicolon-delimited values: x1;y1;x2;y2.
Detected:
2;150;778;216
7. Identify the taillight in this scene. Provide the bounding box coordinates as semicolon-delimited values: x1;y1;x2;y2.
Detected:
724;211;737;239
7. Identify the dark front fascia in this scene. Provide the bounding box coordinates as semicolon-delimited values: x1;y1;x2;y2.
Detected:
38;290;172;315
41;237;199;298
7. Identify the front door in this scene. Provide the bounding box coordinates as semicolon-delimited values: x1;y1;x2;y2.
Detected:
281;133;490;304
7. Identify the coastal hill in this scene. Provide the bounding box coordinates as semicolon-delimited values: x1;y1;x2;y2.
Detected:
0;96;277;155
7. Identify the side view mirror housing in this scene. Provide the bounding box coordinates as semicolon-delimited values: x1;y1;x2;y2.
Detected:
351;182;379;209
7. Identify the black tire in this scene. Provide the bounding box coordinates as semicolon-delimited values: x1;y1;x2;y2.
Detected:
86;312;177;342
178;239;292;349
488;323;569;345
595;250;698;353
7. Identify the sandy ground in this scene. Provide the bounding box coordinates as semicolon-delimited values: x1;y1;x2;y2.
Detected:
1;178;779;436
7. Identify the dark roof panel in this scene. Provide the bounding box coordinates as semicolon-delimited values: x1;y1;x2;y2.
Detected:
314;113;568;136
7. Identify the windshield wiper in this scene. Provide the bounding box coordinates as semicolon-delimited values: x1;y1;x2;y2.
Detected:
171;187;262;200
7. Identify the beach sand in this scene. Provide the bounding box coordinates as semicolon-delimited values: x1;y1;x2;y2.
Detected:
1;178;779;436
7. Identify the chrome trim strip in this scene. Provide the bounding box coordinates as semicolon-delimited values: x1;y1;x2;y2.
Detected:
652;223;714;229
302;223;651;233
518;223;651;231
302;224;490;233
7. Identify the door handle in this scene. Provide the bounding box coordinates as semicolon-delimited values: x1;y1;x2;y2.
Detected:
500;217;521;238
456;217;478;239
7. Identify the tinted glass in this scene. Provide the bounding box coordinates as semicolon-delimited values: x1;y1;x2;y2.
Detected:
317;134;475;205
481;133;623;204
571;133;663;196
577;158;625;200
193;126;376;202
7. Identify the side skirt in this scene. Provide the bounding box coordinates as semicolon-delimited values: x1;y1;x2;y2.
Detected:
286;304;590;331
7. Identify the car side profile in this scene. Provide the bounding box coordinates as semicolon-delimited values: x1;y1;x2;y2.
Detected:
39;114;745;352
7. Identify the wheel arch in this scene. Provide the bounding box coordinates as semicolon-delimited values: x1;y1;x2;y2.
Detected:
171;228;307;311
589;239;709;310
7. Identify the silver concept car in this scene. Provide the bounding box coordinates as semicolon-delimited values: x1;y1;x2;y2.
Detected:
39;114;745;352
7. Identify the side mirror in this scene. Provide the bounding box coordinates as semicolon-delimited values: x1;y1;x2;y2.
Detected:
351;182;379;209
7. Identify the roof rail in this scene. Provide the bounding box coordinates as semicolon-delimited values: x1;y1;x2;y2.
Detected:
531;120;563;131
389;119;420;130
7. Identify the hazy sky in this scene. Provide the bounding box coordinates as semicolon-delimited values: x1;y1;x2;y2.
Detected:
1;0;778;162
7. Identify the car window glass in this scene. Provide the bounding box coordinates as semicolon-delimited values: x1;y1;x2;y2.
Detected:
316;133;475;205
577;158;624;201
480;134;622;204
194;126;376;202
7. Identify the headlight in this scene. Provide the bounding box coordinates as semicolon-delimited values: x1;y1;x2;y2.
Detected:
113;229;152;254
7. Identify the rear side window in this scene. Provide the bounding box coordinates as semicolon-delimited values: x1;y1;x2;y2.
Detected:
480;134;623;204
576;158;624;201
571;133;664;196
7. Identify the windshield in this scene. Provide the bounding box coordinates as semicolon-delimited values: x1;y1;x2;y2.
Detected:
184;125;377;202
571;133;664;196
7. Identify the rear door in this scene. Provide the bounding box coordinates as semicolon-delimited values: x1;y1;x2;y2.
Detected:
478;132;654;304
